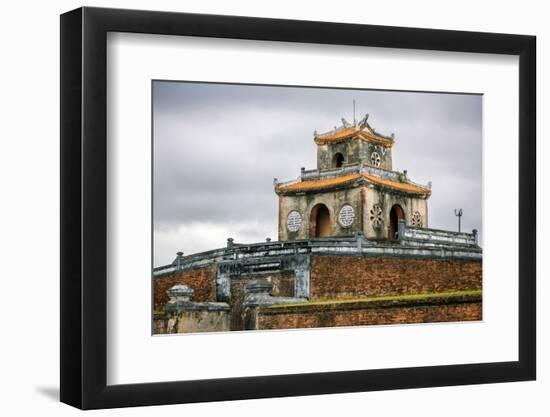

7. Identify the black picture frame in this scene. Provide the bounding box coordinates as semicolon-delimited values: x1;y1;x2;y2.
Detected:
60;6;536;410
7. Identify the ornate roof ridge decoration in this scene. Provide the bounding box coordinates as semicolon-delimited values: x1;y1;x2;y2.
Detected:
275;172;431;196
313;114;395;147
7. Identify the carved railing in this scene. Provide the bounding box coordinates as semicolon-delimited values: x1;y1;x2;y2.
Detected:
154;229;481;277
296;163;431;191
397;220;478;248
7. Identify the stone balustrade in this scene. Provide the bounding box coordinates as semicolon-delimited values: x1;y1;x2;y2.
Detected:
154;229;481;279
397;220;478;248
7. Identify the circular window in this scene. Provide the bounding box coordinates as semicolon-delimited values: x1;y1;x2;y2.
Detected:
286;210;302;232
369;204;383;228
411;211;423;227
338;204;355;227
371;151;381;167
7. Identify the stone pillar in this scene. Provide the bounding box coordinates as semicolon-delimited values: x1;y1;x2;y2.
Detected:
355;231;364;252
398;219;406;244
242;278;274;330
293;255;310;299
216;264;231;303
243;277;307;330
175;251;184;271
244;278;274;306
472;229;478;245
160;284;231;333
164;284;194;312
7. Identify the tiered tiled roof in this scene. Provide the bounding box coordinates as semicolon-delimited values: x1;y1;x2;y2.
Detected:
362;174;430;194
276;174;361;193
276;173;430;196
313;116;394;147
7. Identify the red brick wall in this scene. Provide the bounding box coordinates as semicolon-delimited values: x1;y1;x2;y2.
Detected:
257;300;481;330
310;255;482;300
153;265;217;311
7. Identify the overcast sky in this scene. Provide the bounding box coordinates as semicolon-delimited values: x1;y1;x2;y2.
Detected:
153;81;482;266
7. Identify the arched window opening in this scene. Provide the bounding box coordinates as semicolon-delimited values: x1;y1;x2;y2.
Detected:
389;204;405;240
333;153;345;168
310;204;331;238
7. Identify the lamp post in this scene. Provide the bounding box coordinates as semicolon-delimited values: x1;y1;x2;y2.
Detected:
454;208;463;233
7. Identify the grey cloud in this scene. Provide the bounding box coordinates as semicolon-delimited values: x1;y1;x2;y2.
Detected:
153;81;482;265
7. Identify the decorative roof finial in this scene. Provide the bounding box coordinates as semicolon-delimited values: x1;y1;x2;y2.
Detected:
341;117;351;128
358;113;369;129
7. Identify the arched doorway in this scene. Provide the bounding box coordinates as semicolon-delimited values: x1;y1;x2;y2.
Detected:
310;204;331;238
332;152;344;168
389;204;405;240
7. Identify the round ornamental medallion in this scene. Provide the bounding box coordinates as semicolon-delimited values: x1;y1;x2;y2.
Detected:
286;210;302;232
338;204;355;227
371;151;381;167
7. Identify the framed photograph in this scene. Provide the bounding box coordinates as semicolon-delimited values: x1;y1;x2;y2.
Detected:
60;6;536;409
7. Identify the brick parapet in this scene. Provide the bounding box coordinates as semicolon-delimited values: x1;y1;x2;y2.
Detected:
259;291;481;315
255;291;482;330
310;255;482;300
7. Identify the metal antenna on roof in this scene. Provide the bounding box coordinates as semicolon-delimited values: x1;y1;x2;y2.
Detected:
353;99;356;126
454;208;463;233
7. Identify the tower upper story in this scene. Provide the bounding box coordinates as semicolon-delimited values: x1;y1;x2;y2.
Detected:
274;113;431;242
314;114;394;171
